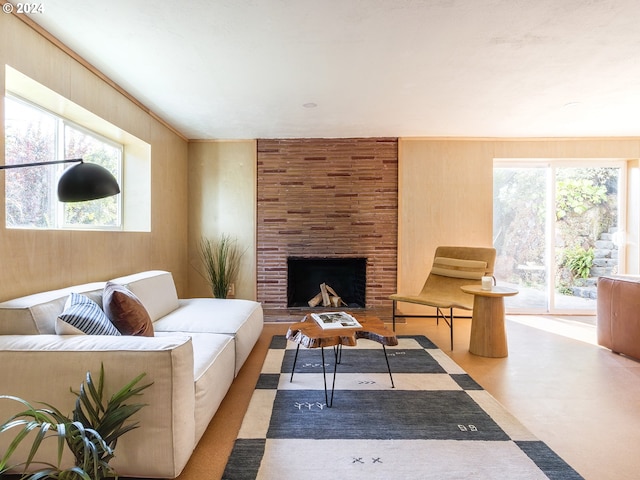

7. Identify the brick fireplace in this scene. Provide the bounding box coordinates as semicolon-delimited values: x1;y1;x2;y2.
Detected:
257;138;398;317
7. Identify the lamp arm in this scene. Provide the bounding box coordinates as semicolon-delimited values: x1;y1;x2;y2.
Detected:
0;158;82;170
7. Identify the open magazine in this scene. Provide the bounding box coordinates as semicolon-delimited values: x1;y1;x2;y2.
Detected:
311;311;362;329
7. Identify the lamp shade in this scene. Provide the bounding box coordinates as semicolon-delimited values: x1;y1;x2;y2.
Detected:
57;162;121;202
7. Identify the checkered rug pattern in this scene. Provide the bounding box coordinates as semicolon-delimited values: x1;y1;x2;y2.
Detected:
223;335;583;480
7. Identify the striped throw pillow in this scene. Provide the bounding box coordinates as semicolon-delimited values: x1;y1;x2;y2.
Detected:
431;257;487;280
56;293;121;335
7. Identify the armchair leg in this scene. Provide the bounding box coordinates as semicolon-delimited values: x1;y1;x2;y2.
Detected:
390;301;457;349
436;307;454;350
392;300;397;331
450;307;454;350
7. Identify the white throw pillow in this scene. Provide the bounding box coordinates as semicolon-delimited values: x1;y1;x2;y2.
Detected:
56;292;121;335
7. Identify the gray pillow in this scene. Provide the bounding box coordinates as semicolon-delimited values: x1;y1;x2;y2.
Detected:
56;292;121;335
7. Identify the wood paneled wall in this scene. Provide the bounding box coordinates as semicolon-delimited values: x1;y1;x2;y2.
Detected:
187;140;257;300
0;13;189;300
186;137;640;316
397;137;640;315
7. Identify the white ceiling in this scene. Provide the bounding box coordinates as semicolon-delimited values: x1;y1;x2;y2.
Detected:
21;0;640;140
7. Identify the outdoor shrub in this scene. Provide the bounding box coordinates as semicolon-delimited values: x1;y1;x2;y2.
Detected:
564;246;595;279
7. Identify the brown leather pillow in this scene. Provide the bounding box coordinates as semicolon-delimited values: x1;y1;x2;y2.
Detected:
103;281;154;336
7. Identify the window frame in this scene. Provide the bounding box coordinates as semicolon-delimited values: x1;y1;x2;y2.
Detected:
4;93;124;231
493;157;627;315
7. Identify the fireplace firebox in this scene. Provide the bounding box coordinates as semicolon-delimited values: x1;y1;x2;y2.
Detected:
287;257;367;308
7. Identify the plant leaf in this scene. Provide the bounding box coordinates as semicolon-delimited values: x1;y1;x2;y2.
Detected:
0;364;149;480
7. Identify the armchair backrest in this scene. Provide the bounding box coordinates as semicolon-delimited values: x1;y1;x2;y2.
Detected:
419;246;497;300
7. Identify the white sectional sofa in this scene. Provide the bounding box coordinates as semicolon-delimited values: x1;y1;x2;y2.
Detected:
0;270;263;478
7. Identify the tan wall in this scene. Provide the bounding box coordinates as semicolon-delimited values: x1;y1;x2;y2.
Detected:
397;137;640;314
187;137;640;312
0;13;189;300
187;140;257;300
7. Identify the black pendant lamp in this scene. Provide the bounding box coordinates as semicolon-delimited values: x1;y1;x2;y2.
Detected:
0;158;120;202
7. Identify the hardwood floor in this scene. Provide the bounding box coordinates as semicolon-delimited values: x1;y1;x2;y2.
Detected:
175;314;640;480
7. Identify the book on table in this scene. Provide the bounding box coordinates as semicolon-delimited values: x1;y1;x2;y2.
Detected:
311;311;362;329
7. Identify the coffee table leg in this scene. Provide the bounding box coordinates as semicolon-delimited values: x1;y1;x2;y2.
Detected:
321;347;338;408
382;345;395;388
290;344;300;383
291;345;338;406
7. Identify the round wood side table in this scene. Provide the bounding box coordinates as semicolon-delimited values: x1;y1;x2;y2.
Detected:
460;285;518;358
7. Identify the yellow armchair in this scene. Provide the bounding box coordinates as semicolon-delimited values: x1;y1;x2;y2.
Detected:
390;246;496;349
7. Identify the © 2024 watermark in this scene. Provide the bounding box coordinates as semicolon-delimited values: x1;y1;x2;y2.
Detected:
3;3;45;14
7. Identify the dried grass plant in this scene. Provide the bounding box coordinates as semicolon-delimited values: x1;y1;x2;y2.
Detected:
199;235;244;299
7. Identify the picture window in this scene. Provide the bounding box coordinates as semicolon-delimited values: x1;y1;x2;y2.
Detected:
4;95;123;230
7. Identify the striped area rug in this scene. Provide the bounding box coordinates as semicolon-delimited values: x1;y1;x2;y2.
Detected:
223;335;582;480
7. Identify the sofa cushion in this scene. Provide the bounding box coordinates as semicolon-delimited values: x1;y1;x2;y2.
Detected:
0;282;105;335
56;293;121;336
153;298;263;375
110;271;180;322
103;282;154;336
181;332;236;442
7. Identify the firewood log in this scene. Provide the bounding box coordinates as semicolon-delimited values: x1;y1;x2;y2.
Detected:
325;284;339;297
320;283;331;306
308;292;323;307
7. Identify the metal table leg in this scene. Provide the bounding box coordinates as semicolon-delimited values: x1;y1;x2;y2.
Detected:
290;344;301;383
321;347;338;407
382;345;395;388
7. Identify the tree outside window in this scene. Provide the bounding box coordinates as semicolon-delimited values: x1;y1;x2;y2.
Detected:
4;96;122;229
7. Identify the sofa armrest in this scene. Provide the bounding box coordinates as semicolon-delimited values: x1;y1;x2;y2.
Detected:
0;334;195;478
597;275;640;360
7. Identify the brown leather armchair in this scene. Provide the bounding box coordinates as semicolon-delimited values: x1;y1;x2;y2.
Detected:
597;275;640;361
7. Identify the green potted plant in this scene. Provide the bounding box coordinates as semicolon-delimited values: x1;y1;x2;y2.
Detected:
199;234;244;298
0;364;152;480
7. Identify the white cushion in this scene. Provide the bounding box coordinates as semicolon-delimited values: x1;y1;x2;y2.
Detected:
0;282;105;335
186;332;235;441
56;293;120;335
153;298;263;375
110;271;179;322
153;298;260;333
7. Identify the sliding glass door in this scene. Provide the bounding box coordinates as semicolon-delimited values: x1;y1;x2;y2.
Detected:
493;160;624;313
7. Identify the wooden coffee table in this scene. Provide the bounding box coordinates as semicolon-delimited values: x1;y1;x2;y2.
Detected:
286;314;398;407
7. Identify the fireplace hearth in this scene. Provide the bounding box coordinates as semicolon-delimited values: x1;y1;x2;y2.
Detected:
287;257;366;308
